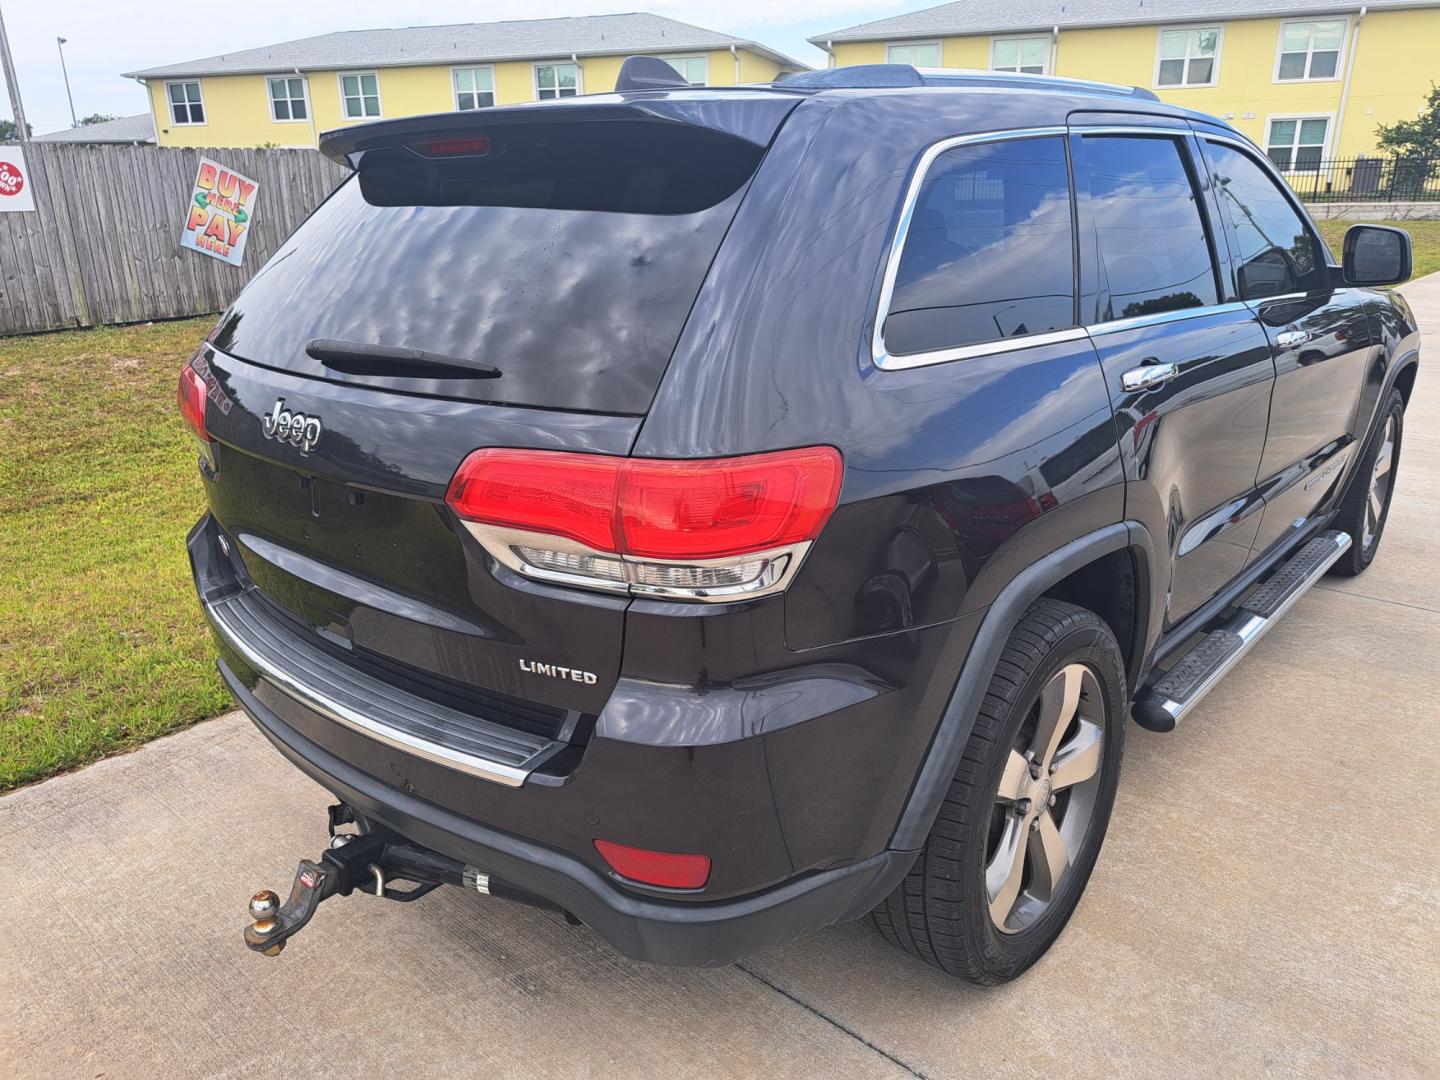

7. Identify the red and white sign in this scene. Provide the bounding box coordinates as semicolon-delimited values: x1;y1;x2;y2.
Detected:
0;146;36;212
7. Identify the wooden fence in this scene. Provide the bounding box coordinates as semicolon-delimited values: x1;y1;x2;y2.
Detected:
0;142;349;337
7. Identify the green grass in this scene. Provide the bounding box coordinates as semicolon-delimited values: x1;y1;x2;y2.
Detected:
1316;218;1440;280
0;318;231;789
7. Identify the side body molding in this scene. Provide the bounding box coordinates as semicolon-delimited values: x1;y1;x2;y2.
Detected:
891;521;1153;850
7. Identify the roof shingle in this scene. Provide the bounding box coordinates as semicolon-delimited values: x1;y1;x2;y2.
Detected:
123;13;804;79
812;0;1437;45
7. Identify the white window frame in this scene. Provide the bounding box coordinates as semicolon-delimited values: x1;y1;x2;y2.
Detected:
533;61;582;100
1264;113;1334;173
1152;24;1224;88
654;54;709;86
266;75;310;123
164;80;206;126
886;41;943;68
1272;17;1350;83
337;70;382;121
989;35;1051;75
451;65;497;111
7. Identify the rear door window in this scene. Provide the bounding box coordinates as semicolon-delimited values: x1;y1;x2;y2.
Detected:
883;134;1076;357
210;121;766;415
1202;140;1327;299
1081;135;1220;321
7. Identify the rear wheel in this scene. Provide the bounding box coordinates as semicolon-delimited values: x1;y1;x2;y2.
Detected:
1331;389;1404;577
870;599;1126;984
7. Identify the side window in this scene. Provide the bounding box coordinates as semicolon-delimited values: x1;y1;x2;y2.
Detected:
884;135;1075;357
1204;141;1326;299
1083;135;1219;321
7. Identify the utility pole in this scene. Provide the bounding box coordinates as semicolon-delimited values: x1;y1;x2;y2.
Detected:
0;1;29;142
57;36;75;127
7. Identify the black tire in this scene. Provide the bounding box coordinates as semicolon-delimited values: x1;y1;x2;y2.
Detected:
1330;389;1404;577
869;599;1126;984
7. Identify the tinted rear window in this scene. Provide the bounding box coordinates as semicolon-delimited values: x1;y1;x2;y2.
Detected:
211;122;763;415
884;135;1076;357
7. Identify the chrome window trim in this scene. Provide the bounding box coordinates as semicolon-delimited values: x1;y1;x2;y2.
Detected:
1089;300;1250;337
1069;124;1192;136
872;126;1072;372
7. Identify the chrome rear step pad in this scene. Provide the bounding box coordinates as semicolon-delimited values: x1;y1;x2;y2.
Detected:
1132;530;1351;732
206;588;563;786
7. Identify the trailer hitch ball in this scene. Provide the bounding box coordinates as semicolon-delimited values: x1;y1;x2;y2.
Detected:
247;889;286;956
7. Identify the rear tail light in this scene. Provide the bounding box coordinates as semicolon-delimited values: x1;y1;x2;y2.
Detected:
177;361;211;443
446;447;842;601
594;839;711;890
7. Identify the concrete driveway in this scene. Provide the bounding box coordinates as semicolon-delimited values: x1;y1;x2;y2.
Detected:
4;278;1438;1080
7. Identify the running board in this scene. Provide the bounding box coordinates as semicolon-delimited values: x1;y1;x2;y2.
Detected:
1132;530;1351;732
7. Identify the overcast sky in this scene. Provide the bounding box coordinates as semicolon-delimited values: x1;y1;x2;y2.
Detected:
0;0;924;133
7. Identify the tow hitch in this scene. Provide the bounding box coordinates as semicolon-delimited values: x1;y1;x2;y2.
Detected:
244;804;573;956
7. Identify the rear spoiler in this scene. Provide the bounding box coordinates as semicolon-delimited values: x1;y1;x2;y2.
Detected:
319;94;803;169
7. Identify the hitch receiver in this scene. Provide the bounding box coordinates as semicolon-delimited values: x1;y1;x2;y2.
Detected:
244;806;574;956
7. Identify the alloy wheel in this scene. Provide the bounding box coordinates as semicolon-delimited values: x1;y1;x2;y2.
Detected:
1363;415;1397;551
986;663;1106;934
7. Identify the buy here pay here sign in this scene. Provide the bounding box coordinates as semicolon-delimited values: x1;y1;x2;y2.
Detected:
181;157;259;266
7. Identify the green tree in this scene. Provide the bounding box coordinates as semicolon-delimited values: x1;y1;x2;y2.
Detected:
1376;83;1440;158
0;118;32;142
78;113;120;126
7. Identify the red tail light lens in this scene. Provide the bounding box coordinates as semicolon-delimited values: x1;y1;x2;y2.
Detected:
446;449;620;552
594;839;711;889
445;447;842;601
618;450;842;560
178;362;211;442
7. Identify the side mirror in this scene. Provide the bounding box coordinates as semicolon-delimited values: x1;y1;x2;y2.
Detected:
1342;224;1412;287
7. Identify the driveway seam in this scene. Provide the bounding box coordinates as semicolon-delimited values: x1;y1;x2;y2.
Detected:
1312;584;1440;614
734;961;934;1079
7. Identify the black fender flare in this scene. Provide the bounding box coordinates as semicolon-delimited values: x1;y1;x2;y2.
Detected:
1341;347;1418;506
890;520;1154;850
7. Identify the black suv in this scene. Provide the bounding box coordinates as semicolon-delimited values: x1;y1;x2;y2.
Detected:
183;62;1419;983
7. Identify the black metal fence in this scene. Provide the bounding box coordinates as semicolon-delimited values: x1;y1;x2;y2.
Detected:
1278;156;1440;202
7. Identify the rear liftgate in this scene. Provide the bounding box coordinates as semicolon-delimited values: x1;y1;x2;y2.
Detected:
243;804;576;956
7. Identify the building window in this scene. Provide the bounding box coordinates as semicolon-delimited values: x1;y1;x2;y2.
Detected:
1275;20;1346;80
535;63;580;99
165;81;205;125
1156;26;1221;87
1266;116;1330;171
991;36;1049;74
339;72;381;119
267;77;308;122
453;67;496;110
658;55;708;86
886;42;942;68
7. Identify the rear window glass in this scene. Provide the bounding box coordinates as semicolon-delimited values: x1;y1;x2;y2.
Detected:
1083;135;1219;320
884;135;1076;357
211;122;763;415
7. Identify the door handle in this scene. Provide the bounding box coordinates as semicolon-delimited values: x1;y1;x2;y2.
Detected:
1121;361;1180;392
1276;329;1309;348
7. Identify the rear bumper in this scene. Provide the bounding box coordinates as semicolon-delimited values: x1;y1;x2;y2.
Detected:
222;661;913;966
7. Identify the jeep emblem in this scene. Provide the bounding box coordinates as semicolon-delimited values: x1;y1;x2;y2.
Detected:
262;398;323;454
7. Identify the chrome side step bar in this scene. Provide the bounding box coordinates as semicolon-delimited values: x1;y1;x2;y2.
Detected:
1133;530;1351;732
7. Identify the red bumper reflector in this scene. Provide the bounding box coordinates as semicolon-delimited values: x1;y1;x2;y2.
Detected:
594;839;711;889
178;362;211;442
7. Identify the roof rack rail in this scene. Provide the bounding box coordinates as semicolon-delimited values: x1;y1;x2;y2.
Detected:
778;64;1159;101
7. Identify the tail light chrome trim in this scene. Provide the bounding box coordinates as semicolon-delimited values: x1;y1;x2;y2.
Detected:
462;522;811;602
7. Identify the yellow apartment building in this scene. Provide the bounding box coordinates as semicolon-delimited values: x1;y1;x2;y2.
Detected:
123;13;805;149
813;0;1440;165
